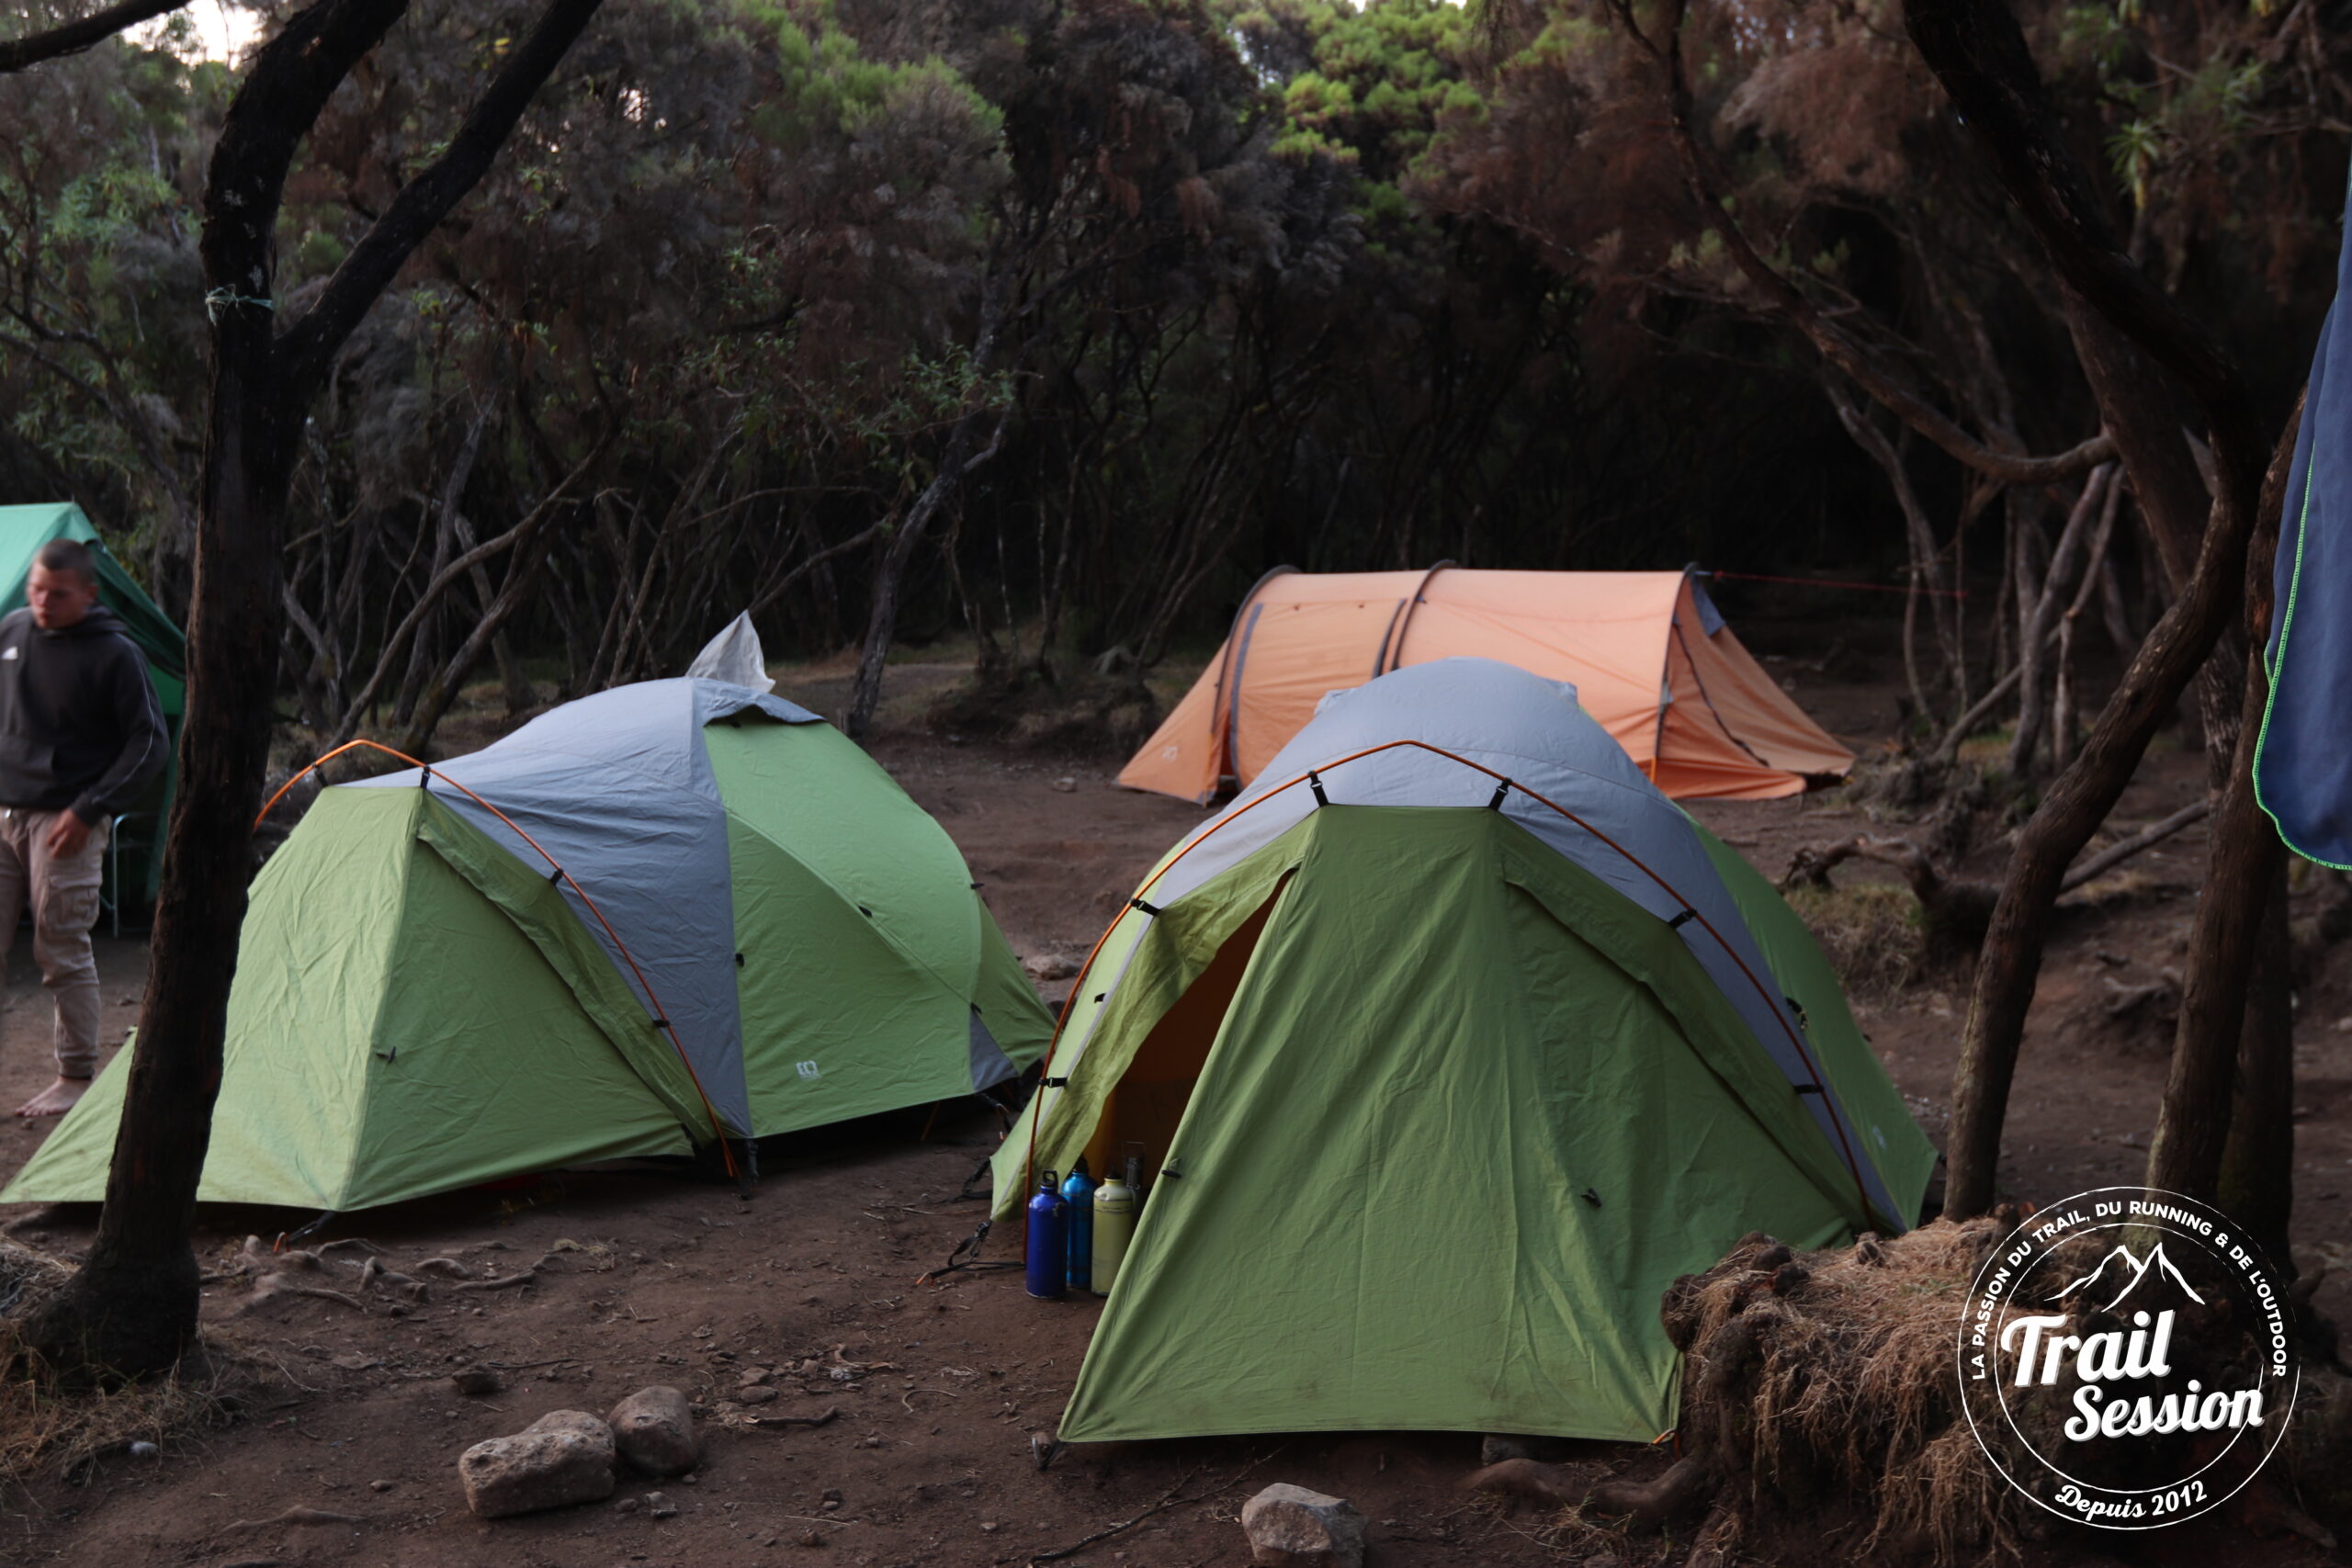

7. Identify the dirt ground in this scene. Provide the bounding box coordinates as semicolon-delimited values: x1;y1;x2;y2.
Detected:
0;626;2345;1567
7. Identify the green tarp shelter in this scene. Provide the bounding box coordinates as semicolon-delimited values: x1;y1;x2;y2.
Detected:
993;659;1932;1447
0;502;185;908
10;677;1053;1212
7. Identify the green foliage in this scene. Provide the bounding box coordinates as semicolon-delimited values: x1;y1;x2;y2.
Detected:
27;0;2330;741
1246;0;1476;232
754;0;1002;157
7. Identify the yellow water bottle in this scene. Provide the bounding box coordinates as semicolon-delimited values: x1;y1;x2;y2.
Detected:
1091;1165;1136;1295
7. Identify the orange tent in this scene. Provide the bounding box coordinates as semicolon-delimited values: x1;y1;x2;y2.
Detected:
1119;567;1855;803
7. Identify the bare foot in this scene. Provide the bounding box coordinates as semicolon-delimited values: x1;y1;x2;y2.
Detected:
16;1077;89;1118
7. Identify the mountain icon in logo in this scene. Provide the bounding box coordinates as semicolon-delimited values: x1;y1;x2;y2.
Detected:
2049;1242;2207;1310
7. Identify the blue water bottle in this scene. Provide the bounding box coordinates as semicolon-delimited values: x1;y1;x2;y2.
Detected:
1060;1157;1096;1292
1025;1169;1068;1300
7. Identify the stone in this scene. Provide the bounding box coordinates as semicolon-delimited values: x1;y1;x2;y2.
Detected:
608;1386;699;1475
1239;1483;1365;1568
1478;1433;1577;1467
645;1491;679;1519
615;1496;641;1515
458;1409;616;1518
735;1386;779;1406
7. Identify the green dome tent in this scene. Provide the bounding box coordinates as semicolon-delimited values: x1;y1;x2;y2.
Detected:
0;502;186;909
9;678;1051;1213
992;658;1932;1448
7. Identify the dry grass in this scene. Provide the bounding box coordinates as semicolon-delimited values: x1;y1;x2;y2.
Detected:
1782;882;1927;998
0;1241;274;1491
1671;1221;2026;1565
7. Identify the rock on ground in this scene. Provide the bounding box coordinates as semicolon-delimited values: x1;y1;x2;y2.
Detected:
608;1385;700;1475
458;1409;616;1518
1240;1483;1366;1568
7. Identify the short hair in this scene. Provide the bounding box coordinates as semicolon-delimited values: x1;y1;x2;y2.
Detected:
33;538;96;586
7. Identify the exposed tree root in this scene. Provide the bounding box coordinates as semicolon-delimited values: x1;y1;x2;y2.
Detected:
1778;836;1996;959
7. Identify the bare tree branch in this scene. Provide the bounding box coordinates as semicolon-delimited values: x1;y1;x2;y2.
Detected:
1905;0;2277;1219
278;0;605;400
330;441;603;747
1624;0;2118;486
0;0;187;74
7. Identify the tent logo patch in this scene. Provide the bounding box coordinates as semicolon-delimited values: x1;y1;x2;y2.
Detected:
1955;1187;2295;1529
796;1060;821;1079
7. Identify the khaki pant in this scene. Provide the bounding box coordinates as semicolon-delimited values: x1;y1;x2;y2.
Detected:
0;808;107;1079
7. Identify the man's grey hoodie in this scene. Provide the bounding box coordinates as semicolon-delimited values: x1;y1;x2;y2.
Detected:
0;604;168;825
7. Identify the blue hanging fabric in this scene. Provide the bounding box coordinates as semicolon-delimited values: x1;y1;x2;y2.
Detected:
2255;195;2352;866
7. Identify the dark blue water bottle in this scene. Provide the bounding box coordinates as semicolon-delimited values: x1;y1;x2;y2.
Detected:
1060;1157;1096;1292
1025;1169;1068;1299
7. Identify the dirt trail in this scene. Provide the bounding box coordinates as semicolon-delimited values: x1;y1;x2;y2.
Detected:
0;643;2338;1567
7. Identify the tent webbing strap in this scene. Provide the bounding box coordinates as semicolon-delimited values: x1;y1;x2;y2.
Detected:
1487;778;1513;810
1130;897;1162;917
1308;770;1329;807
1665;907;1697;930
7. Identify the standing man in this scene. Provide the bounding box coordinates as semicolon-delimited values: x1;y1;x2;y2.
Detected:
0;538;166;1117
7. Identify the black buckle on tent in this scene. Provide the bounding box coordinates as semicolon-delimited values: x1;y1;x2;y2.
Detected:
1487;778;1513;810
1785;995;1812;1031
1307;770;1329;807
1041;1077;1069;1089
1666;908;1698;930
1795;1083;1825;1095
548;865;564;886
1130;897;1161;917
416;765;433;791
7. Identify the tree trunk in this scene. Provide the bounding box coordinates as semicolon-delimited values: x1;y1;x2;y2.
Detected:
2007;468;2109;778
845;410;1008;739
451;510;537;716
2216;879;2294;1269
2145;393;2300;1211
22;309;298;1378
400;518;560;756
1905;0;2275;1220
21;0;605;1376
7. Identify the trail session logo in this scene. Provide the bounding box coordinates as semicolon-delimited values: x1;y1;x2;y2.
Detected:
1955;1187;2295;1529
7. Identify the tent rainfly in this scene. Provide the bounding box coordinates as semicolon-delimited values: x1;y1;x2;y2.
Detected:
999;658;1931;1447
1119;567;1854;804
8;678;1052;1213
0;502;186;905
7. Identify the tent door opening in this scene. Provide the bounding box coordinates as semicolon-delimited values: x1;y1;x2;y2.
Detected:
1080;881;1287;1185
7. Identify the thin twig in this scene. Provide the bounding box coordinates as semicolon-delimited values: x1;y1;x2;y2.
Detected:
1027;1444;1292;1566
1028;1469;1204;1564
